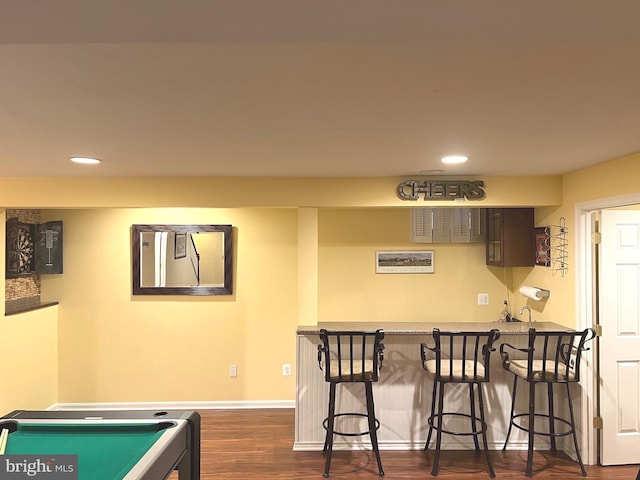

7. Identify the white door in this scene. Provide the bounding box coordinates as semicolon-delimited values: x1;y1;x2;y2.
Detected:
599;209;640;465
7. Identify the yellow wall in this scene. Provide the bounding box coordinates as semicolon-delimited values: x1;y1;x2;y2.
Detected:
1;156;639;407
514;152;640;328
562;153;640;205
39;208;298;403
1;209;4;318
0;175;561;208
0;307;59;413
0;209;59;412
318;208;510;322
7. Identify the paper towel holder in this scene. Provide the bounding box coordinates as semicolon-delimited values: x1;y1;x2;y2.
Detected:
519;286;550;301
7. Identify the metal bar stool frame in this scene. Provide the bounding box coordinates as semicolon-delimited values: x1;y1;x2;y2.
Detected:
317;329;385;477
500;328;595;477
420;328;500;477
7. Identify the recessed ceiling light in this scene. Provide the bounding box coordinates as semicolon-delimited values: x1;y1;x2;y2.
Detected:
70;156;100;165
419;169;445;175
441;155;469;164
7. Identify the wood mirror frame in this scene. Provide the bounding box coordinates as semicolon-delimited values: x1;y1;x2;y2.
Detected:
132;224;233;295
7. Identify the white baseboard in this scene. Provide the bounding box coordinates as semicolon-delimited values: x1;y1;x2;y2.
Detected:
47;400;295;411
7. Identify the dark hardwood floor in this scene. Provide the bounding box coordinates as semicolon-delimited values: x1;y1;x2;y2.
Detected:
182;409;639;479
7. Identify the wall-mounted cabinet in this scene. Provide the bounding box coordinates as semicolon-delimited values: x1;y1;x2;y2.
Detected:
485;208;534;267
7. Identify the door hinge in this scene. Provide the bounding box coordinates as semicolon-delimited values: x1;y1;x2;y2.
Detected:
594;324;602;336
593;416;603;429
591;231;602;245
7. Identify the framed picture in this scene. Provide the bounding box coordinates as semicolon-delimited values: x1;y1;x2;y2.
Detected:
174;233;187;259
534;227;551;267
376;250;434;274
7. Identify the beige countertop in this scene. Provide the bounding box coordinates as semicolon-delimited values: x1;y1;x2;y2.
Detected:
296;321;569;336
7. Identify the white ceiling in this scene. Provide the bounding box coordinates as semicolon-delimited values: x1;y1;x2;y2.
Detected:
2;0;640;177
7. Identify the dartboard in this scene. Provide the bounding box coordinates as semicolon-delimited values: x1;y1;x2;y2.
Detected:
8;225;35;274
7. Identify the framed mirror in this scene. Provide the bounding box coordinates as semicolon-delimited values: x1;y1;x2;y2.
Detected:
132;224;233;295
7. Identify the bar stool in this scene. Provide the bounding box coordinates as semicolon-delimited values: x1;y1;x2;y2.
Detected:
317;329;385;477
420;328;500;477
500;328;595;477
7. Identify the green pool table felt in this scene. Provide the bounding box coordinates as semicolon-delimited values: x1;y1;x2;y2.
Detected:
5;423;169;480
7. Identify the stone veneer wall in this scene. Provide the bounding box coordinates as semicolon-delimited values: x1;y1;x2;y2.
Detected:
5;209;41;313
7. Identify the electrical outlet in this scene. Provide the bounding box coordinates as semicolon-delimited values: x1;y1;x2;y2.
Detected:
229;364;237;377
282;363;292;376
478;293;489;305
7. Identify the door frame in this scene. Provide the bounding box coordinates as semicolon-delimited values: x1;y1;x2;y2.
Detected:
575;192;640;464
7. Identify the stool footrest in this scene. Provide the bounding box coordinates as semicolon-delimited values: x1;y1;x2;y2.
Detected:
323;412;380;438
428;412;488;437
510;412;575;437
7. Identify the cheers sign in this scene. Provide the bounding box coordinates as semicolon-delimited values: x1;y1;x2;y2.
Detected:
397;179;485;201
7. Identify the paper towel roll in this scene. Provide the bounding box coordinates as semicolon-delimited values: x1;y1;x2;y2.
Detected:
519;286;550;300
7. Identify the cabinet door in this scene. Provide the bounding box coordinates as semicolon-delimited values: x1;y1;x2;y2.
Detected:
486;209;502;264
35;221;63;274
485;208;534;267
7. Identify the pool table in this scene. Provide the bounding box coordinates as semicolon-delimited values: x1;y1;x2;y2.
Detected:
0;409;200;480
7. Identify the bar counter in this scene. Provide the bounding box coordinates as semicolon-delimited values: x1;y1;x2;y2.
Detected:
295;320;576;453
297;320;567;336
